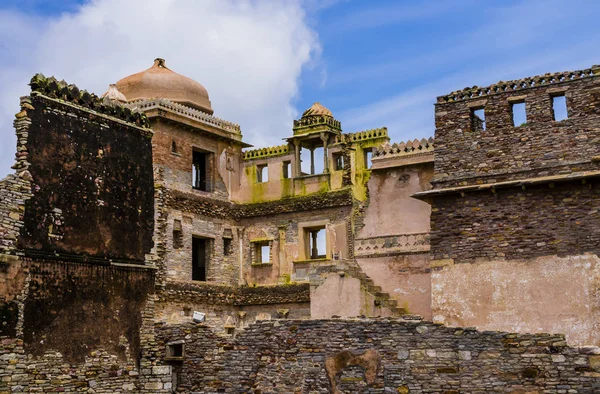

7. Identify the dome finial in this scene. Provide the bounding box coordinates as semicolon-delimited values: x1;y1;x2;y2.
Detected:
153;58;167;68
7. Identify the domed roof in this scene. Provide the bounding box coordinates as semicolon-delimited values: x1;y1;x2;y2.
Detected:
114;58;213;114
301;102;333;118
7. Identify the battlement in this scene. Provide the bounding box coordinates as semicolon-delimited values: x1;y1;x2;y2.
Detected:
369;137;434;169
339;127;388;143
433;64;600;189
437;65;600;103
29;74;151;129
373;137;434;159
243;144;291;161
129;98;241;134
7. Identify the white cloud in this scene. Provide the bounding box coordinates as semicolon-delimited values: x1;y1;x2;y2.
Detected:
337;0;600;144
0;0;320;178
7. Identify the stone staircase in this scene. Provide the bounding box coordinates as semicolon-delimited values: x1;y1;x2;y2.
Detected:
340;260;407;317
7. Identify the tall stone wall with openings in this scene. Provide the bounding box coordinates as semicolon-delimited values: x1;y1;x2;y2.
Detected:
426;65;600;262
416;65;600;347
153;317;600;393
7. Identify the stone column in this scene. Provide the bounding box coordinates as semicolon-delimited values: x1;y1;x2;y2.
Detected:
310;148;315;175
293;139;301;177
320;132;329;173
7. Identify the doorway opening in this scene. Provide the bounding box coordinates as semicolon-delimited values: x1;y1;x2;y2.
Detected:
192;237;210;281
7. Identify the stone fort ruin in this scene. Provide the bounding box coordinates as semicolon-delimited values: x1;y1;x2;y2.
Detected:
0;58;599;392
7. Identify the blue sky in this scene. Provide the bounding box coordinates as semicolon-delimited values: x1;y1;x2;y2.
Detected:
1;0;599;178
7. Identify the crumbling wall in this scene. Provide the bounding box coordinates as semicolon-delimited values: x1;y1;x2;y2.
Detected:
0;258;157;393
426;66;600;262
16;77;154;263
0;75;165;393
154;318;600;393
240;204;352;285
155;280;310;333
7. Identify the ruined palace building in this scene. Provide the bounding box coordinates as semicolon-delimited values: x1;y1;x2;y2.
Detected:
1;58;600;392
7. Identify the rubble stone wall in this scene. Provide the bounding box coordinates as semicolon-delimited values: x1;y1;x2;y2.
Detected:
0;257;158;393
430;180;600;261
433;68;600;188
154;318;600;393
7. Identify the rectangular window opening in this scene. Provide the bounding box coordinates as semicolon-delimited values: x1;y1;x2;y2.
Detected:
192;237;209;281
471;107;486;131
552;95;568;121
223;237;233;256
511;102;527;127
364;150;373;169
173;219;183;249
307;227;326;260
260;245;270;263
166;342;184;359
333;153;344;171
257;164;268;183
252;241;271;264
282;161;291;179
192;150;210;191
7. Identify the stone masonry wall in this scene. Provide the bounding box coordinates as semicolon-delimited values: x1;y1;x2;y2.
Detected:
154;318;600;393
427;66;600;263
433;66;600;188
0;257;158;393
430;180;600;262
17;94;154;263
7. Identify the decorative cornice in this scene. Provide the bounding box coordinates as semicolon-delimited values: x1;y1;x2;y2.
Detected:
128;98;241;135
243;144;291;160
354;233;430;257
414;169;600;198
438;65;600;103
28;74;150;128
293;115;342;134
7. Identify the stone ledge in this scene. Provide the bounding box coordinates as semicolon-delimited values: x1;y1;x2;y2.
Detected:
416;169;600;198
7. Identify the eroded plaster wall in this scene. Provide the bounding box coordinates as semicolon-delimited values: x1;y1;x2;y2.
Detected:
359;164;433;238
431;254;600;347
310;273;394;318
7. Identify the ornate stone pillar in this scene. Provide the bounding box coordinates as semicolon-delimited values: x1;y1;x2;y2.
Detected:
310;148;315;175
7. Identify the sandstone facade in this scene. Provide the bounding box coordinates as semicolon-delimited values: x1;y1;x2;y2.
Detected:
1;62;600;393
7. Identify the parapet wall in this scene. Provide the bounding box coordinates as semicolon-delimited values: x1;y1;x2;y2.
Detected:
433;65;600;188
154;318;600;393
